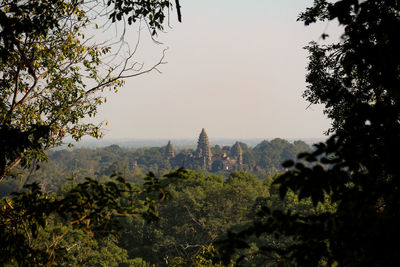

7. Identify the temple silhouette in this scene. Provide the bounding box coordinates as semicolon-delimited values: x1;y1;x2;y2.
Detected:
167;128;243;171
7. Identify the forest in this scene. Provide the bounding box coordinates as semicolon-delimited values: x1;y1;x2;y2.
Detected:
1;0;399;266
1;166;334;266
0;138;311;197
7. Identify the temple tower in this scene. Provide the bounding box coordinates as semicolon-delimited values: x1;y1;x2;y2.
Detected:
231;141;243;168
129;159;138;172
196;128;212;169
165;140;175;159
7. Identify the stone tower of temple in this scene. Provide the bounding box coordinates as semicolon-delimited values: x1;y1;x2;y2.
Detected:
231;141;243;168
129;159;138;172
165;140;175;159
196;128;212;169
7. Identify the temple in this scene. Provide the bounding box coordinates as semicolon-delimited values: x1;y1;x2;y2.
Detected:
196;128;212;169
166;129;243;171
165;140;175;159
231;141;243;166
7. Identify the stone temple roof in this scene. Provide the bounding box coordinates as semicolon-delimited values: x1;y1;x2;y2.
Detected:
165;140;175;159
196;128;212;169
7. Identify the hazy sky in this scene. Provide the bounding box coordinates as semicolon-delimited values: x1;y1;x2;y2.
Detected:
94;0;339;140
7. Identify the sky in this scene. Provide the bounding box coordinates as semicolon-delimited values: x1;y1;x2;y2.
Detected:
93;0;340;140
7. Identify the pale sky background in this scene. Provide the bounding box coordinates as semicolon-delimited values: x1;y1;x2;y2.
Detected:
94;0;340;140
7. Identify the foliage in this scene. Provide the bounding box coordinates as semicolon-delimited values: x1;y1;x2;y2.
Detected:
33;218;142;266
0;1;179;264
167;245;224;267
117;169;270;266
0;139;311;193
1;161;334;266
0;0;174;60
218;175;335;266
219;0;400;266
0;0;176;178
108;0;172;35
0;172;169;265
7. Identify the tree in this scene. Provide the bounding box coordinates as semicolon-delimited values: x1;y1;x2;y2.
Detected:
118;169;269;265
0;0;180;178
0;0;181;264
0;172;170;265
220;0;400;265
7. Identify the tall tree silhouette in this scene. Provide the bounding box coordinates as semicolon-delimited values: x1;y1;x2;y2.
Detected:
219;1;400;265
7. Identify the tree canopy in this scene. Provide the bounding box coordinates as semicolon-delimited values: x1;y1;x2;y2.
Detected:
0;0;179;178
0;0;181;264
220;0;400;265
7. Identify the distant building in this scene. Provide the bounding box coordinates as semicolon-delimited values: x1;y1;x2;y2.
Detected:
129;159;138;172
231;141;243;169
211;153;233;171
196;128;212;169
166;129;243;171
165;140;175;159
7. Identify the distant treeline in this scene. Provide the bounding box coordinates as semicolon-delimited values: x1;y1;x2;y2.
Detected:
0;138;318;266
0;138;311;196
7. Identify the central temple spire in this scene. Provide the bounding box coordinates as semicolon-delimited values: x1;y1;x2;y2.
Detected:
231;141;243;169
165;140;175;159
196;128;212;169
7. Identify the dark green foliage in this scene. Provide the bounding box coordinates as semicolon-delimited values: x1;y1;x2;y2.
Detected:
1;164;327;266
107;0;172;35
253;139;299;173
118;170;270;266
0;172;169;265
0;125;49;177
0;0;184;265
0;0;175;60
0;0;70;60
218;174;335;266
34;218;140;266
0;0;181;180
220;0;400;266
166;245;223;267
